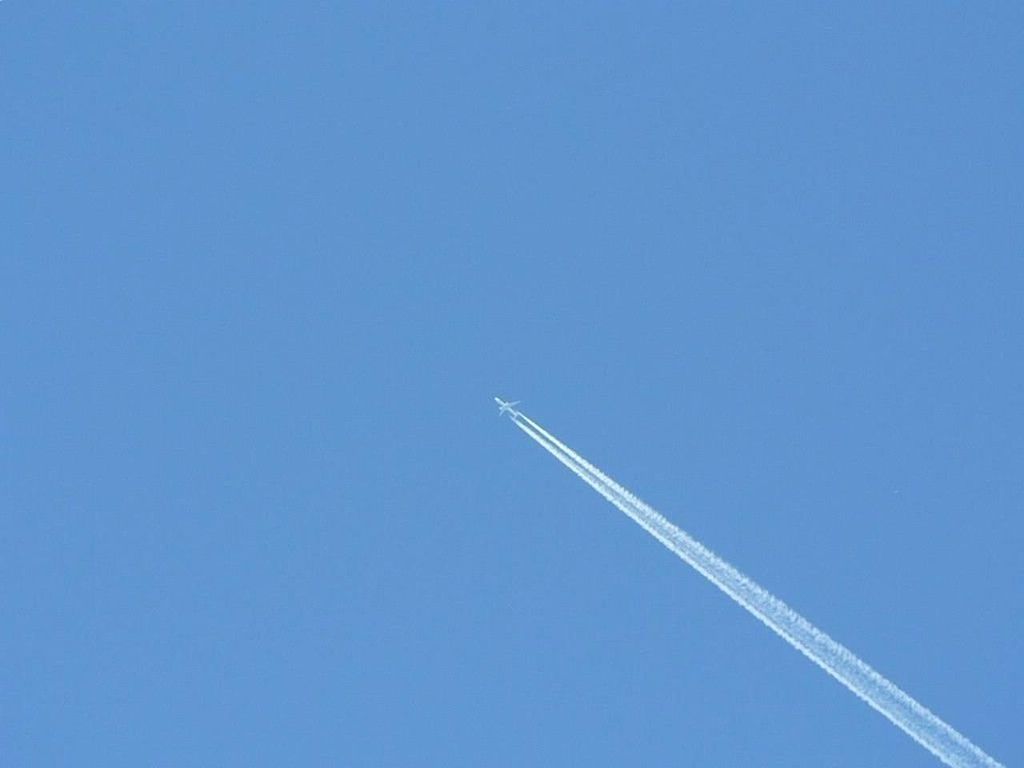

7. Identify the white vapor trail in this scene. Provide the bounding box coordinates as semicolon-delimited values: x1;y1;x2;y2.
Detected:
505;408;1002;768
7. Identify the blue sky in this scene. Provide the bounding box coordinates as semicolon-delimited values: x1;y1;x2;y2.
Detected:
3;3;1021;766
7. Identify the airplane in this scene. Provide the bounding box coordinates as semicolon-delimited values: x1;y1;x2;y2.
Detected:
494;397;521;416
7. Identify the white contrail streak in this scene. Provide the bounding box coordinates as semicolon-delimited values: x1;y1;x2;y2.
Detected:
503;407;1002;768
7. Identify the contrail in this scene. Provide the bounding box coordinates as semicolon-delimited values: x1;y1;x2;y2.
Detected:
500;403;1002;768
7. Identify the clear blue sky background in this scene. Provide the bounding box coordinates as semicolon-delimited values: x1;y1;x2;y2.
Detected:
3;4;1021;766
